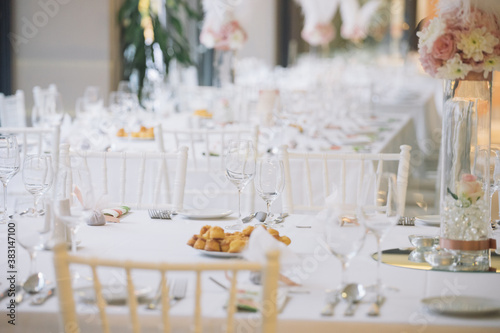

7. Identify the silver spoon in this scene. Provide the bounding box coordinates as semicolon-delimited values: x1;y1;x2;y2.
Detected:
321;290;341;316
23;272;46;294
242;211;267;223
242;212;258;223
341;283;366;316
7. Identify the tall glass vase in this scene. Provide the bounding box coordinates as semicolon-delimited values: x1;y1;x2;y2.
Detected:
439;73;497;271
213;49;235;88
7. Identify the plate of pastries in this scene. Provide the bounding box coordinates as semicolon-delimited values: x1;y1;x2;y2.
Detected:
116;126;155;140
187;225;291;258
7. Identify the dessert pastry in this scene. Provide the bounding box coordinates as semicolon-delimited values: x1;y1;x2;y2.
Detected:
205;239;221;252
193;238;206;250
209;226;225;239
228;239;246;253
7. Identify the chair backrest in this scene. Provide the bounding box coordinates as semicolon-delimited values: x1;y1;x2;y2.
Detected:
279;145;412;215
0;90;26;127
155;124;258;211
53;243;280;333
61;144;188;211
0;125;61;174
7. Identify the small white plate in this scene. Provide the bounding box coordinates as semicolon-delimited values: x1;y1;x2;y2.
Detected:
197;249;242;258
177;209;233;219
75;285;151;305
422;296;500;316
415;215;441;226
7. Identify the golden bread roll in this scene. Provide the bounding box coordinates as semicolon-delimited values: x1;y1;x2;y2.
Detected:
228;239;247;253
200;225;211;236
209;226;225;239
193;238;206;250
242;226;254;237
267;228;279;237
279;236;291;246
220;238;232;252
204;239;221;252
187;235;197;247
201;230;210;240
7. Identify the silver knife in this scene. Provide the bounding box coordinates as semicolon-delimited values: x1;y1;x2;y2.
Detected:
30;287;56;306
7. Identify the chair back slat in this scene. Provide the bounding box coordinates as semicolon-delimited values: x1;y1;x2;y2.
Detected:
91;265;110;333
125;268;141;333
226;270;238;333
160;272;171;333
194;270;202;333
136;154;146;208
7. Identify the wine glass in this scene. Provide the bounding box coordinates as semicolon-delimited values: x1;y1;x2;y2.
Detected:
224;140;256;230
357;172;400;301
53;156;95;253
44;90;65;126
22;154;53;216
254;156;285;227
322;203;366;288
0;135;21;224
15;214;51;292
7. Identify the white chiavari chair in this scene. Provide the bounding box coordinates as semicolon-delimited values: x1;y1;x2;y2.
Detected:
279;145;412;215
155;124;259;211
0;90;26;127
0;125;61;171
53;244;280;333
60;144;188;211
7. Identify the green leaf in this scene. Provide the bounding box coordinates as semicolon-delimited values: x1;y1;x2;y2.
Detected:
447;188;458;200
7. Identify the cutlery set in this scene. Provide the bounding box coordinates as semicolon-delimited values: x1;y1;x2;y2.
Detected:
148;209;175;219
321;284;385;317
146;278;187;310
0;283;55;306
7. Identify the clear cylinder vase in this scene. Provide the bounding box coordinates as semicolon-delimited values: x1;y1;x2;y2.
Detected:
439;73;497;271
213;49;235;88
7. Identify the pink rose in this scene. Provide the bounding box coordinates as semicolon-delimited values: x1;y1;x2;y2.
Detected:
419;46;441;76
456;173;484;205
431;33;456;60
302;23;336;46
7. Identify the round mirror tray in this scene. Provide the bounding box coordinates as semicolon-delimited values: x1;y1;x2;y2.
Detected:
373;249;500;273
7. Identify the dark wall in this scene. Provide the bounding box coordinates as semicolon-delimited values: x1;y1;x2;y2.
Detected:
0;0;12;95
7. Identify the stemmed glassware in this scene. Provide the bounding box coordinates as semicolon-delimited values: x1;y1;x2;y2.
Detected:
254;156;285;226
322;203;366;288
488;149;500;223
22;154;53;216
53;156;95;253
224;140;256;230
357;172;400;301
0;135;21;224
16;214;52;293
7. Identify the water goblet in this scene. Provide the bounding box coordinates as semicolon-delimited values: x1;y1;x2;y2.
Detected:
224;140;256;230
0;135;21;224
322;203;366;289
254;156;285;227
357;172;400;301
22;154;53;216
15;214;52;293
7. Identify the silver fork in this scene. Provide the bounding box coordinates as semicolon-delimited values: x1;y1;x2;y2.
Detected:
148;209;159;219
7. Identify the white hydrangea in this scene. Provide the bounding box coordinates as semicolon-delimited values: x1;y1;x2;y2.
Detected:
483;55;500;78
436;54;473;79
417;18;446;52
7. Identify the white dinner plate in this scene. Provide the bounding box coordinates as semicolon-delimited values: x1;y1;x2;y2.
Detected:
421;296;500;316
196;249;242;258
75;285;152;305
415;215;441;226
177;209;233;219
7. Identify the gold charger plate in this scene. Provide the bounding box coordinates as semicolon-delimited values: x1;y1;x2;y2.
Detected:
373;249;500;273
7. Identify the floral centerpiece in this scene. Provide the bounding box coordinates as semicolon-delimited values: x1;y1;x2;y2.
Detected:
418;0;498;271
200;16;247;51
301;23;335;46
417;2;500;79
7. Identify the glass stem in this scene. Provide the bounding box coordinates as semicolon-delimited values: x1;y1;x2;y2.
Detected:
266;202;271;218
29;250;37;275
340;260;348;288
34;194;41;214
2;183;7;222
70;227;77;254
375;235;382;300
238;189;242;220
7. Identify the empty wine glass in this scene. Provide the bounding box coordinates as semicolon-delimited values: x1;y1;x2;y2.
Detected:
15;214;51;292
0;135;21;224
53;156;95;253
489;148;500;223
22;154;53;216
322;203;366;288
357;172;400;301
255;156;285;226
224;140;256;230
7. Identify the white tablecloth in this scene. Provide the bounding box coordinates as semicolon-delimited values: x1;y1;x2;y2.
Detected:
1;212;499;333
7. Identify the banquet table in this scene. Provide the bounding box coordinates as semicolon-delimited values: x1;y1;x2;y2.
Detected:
1;212;499;333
